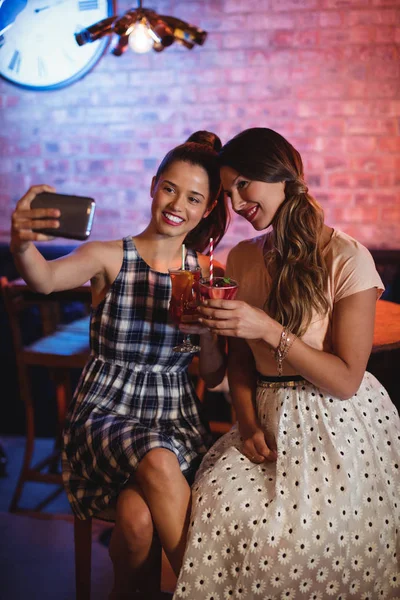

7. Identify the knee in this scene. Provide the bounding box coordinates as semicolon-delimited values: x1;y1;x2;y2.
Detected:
111;501;154;557
136;448;180;488
124;509;153;549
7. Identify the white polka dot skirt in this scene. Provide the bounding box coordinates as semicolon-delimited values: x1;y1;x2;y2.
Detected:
174;372;400;599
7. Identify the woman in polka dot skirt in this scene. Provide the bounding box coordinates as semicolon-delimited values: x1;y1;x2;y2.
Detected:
173;128;400;600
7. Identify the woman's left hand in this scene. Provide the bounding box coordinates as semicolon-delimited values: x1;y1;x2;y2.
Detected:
198;299;269;339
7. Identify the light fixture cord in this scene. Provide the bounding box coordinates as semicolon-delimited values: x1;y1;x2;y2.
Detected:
137;0;143;7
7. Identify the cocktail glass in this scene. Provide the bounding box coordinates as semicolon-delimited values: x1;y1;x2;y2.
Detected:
169;267;201;353
199;276;239;301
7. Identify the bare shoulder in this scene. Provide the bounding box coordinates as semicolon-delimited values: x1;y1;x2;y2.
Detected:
197;253;225;278
74;239;123;282
72;239;120;262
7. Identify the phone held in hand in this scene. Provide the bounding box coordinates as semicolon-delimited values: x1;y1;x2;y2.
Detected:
31;192;96;241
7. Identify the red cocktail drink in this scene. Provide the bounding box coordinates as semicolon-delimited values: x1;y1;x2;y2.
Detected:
199;276;239;301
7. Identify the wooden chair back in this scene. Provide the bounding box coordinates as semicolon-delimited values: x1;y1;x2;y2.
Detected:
1;276;91;511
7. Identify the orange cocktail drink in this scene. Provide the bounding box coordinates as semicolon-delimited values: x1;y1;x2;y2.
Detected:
169;267;201;353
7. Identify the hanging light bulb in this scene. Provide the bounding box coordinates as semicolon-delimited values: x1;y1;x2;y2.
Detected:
128;20;154;54
75;1;208;56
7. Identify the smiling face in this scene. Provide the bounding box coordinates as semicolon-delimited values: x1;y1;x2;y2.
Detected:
150;160;212;238
221;165;286;231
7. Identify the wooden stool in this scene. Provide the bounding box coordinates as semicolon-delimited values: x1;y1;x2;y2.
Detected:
1;277;90;512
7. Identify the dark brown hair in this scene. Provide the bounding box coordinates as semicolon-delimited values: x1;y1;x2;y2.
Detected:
154;130;229;253
219;127;329;336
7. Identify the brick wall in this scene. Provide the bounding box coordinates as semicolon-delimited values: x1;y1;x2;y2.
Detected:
1;0;399;263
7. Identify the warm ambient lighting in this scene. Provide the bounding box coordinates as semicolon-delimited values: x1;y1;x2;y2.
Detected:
75;0;207;56
128;20;155;54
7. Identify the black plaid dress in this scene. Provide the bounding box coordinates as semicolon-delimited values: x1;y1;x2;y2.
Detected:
62;236;212;519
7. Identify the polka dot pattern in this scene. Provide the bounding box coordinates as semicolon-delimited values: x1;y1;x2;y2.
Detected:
174;373;400;599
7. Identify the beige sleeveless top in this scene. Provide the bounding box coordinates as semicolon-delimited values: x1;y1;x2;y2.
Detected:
225;229;384;376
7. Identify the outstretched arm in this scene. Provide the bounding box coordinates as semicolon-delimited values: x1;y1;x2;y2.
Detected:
10;185;105;293
199;287;377;400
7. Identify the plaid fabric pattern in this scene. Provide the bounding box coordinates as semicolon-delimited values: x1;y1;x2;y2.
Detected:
62;237;211;519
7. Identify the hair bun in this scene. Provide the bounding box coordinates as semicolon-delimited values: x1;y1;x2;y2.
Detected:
186;130;222;152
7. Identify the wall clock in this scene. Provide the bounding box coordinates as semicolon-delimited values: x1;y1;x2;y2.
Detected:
0;0;114;90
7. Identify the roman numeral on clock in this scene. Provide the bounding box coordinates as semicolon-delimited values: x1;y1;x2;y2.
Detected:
79;0;99;10
38;58;47;77
8;50;21;73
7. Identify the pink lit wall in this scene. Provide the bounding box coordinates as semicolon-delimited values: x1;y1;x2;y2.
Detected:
1;0;399;263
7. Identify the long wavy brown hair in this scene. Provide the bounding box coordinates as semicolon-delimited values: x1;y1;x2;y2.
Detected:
219;127;329;336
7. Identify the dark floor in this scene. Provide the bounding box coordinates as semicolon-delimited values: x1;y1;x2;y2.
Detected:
0;436;71;514
0;436;176;600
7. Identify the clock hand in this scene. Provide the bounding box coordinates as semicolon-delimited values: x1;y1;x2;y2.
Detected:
34;0;68;14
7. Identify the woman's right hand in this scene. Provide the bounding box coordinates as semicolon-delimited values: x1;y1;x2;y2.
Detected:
239;421;277;464
10;184;59;254
198;298;272;342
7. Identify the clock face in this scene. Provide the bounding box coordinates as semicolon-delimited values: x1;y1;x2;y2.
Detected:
0;0;114;90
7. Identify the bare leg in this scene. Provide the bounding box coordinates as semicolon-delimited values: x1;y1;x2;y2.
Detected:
135;449;191;576
108;483;161;597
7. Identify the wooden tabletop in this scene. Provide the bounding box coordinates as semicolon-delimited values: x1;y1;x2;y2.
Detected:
372;299;400;353
9;278;90;301
7;279;400;353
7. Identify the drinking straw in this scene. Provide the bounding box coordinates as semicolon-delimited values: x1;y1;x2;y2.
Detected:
209;237;214;286
181;243;185;270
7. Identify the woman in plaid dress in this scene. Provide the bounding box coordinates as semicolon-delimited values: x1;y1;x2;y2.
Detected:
10;131;229;599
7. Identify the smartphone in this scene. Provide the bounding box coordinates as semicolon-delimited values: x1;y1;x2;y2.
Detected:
31;192;96;241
